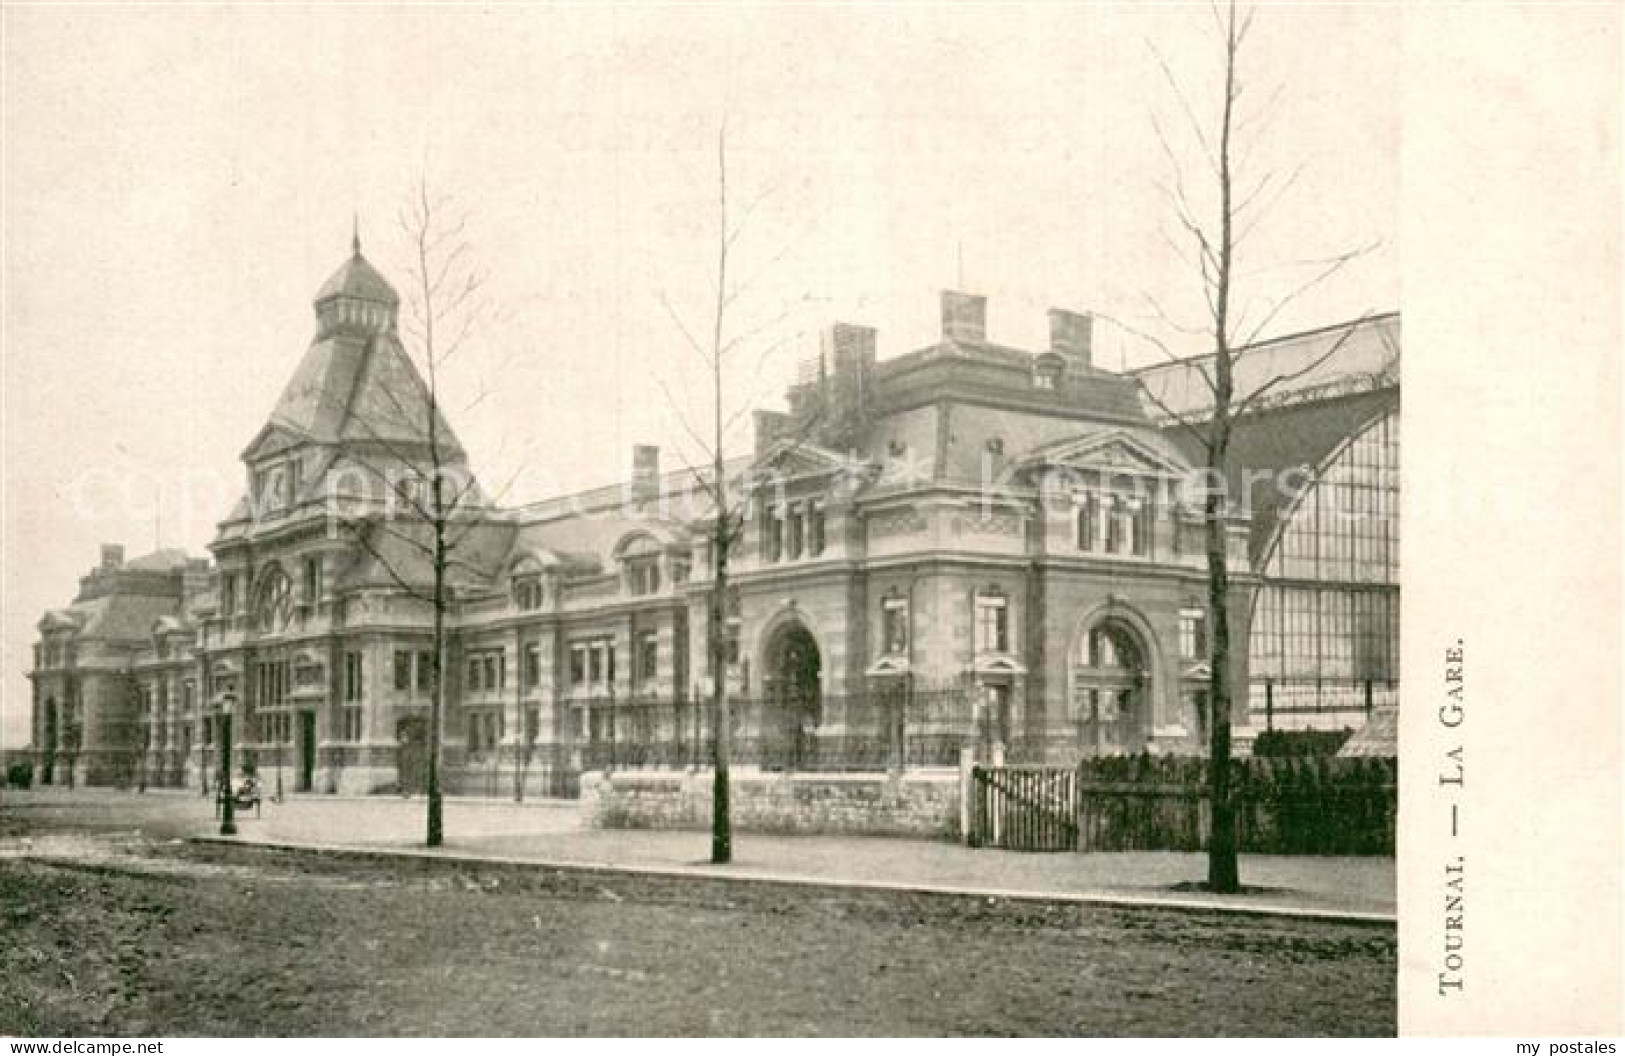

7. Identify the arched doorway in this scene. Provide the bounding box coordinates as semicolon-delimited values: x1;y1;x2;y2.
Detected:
1074;620;1150;756
762;622;821;770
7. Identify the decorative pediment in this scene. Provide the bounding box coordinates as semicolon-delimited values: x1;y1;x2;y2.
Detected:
973;655;1028;677
865;655;911;677
1016;429;1191;480
749;438;871;484
240;421;308;464
1181;662;1213;682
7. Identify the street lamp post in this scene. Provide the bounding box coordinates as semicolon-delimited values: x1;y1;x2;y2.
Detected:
219;692;237;836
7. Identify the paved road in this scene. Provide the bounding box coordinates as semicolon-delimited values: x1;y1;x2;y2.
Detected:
1;791;1396;1036
3;788;1396;917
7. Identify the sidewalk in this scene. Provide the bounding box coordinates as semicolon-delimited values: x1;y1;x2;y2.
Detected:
7;787;1394;921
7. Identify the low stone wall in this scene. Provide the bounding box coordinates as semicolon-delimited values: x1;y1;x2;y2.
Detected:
582;768;962;840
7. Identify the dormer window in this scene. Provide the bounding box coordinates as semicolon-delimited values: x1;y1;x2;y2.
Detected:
627;557;661;596
618;535;664;596
514;577;544;611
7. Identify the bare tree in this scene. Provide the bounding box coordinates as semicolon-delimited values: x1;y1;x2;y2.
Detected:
657;123;820;865
1129;1;1379;893
330;178;497;849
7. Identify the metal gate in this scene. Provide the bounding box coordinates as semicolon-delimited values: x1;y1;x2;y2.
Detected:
969;765;1079;851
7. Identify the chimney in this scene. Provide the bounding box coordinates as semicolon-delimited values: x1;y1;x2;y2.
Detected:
1048;308;1093;370
941;291;987;344
631;444;660;504
823;322;877;375
100;544;124;571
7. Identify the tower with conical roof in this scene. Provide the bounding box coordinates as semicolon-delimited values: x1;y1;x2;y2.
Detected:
214;233;480;553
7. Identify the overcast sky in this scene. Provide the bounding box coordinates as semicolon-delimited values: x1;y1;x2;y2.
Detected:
0;5;1397;747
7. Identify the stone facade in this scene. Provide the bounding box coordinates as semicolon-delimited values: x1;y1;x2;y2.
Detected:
582;769;962;840
24;242;1399;795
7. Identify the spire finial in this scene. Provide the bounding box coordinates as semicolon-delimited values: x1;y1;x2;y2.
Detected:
352;213;361;258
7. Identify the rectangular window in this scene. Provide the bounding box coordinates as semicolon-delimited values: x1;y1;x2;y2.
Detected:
342;707;362;742
394;650;412;691
637;630;659;684
303;556;322;603
221;574;237;616
1105;497;1123;553
976;595;1010;654
1179;608;1208;661
343;651;363;702
467;657;482;692
765;509;784;563
809;502;826;556
417;651;433;693
786;504;804;560
524;643;541;689
484;655;498;691
570;638;616;692
882;596;910;655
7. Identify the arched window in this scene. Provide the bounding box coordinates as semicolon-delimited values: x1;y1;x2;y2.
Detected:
1248;408;1400;713
618;534;663;596
1080;623;1142;671
254;566;294;632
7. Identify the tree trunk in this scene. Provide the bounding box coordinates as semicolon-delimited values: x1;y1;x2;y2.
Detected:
710;518;732;864
1205;475;1238;892
1205;0;1241;895
427;533;445;848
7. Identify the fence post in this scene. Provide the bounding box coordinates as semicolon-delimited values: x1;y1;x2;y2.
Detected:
1364;678;1373;716
889;682;907;777
1265;679;1274;732
958;745;974;845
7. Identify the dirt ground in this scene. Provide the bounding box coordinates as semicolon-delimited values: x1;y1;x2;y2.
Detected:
0;830;1395;1037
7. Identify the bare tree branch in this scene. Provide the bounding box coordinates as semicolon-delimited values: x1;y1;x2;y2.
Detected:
1236;241;1380;348
1232;312;1375;420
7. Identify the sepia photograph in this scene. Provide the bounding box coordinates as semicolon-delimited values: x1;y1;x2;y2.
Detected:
0;1;1616;1042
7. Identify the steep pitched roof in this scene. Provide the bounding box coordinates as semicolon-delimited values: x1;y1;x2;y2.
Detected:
314;253;399;306
261;330;464;457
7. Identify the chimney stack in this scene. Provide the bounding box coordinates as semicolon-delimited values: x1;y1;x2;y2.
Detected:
1048;308;1093;370
941;291;987;344
100;544;125;571
631;445;660;504
823;322;877;375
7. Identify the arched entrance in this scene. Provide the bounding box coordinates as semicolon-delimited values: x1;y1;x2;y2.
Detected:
1074;620;1150;756
762;622;821;770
